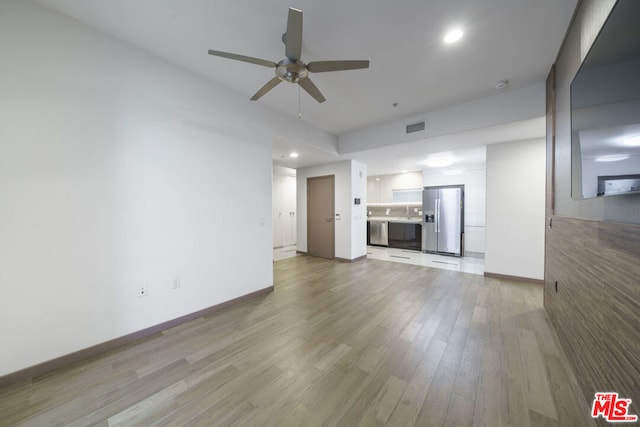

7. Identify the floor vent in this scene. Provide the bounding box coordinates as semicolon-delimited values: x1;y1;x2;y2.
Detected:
432;260;458;266
405;121;425;134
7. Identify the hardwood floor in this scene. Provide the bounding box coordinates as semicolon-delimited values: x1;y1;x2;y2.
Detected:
0;256;594;426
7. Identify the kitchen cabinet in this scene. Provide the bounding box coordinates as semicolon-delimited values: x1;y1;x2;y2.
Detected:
367;172;423;203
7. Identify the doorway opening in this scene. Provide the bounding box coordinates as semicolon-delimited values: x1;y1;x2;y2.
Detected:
273;166;297;251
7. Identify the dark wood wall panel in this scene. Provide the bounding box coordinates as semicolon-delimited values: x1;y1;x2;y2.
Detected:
545;1;640;423
545;64;555;217
544;216;640;420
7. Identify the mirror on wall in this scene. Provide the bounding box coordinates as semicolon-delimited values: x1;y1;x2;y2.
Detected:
571;0;640;199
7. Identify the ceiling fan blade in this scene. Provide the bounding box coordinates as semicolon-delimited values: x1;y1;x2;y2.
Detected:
208;50;276;68
285;8;303;61
307;60;370;73
250;77;282;101
298;77;326;103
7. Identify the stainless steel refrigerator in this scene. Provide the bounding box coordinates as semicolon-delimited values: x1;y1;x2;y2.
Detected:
422;185;464;256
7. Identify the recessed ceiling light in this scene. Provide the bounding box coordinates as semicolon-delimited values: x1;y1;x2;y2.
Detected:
623;135;640;147
496;79;509;89
375;178;381;181
289;152;299;158
401;170;408;173
595;154;629;162
444;28;463;44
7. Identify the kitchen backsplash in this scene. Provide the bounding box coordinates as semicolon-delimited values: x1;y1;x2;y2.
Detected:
367;204;422;219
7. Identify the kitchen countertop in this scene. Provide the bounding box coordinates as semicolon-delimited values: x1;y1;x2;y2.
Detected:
367;217;422;224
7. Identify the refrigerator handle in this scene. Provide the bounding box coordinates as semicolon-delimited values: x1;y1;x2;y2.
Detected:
435;198;440;233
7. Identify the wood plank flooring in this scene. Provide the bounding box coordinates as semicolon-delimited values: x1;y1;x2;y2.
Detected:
0;256;595;426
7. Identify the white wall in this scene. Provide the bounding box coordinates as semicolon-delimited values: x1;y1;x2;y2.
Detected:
0;0;334;377
423;168;487;254
297;160;367;260
350;161;368;259
485;139;546;280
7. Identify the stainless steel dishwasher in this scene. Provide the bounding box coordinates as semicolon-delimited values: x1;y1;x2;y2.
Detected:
369;220;389;246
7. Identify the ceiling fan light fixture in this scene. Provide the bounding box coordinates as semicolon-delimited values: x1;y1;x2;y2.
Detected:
276;59;309;83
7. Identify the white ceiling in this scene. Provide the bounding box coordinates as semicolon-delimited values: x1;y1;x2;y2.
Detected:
36;0;578;174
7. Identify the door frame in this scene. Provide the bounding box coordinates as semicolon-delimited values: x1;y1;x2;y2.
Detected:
306;175;335;259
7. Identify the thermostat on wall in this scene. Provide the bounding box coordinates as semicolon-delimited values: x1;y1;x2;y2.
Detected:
354;198;361;205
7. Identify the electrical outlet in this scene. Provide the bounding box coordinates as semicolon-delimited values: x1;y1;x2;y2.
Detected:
172;277;181;289
138;285;148;297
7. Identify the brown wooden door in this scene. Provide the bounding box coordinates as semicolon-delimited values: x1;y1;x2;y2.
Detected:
307;175;335;259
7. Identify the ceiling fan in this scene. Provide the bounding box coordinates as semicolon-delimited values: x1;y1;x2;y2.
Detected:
208;7;370;103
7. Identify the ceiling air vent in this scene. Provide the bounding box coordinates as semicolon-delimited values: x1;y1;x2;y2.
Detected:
406;121;425;134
